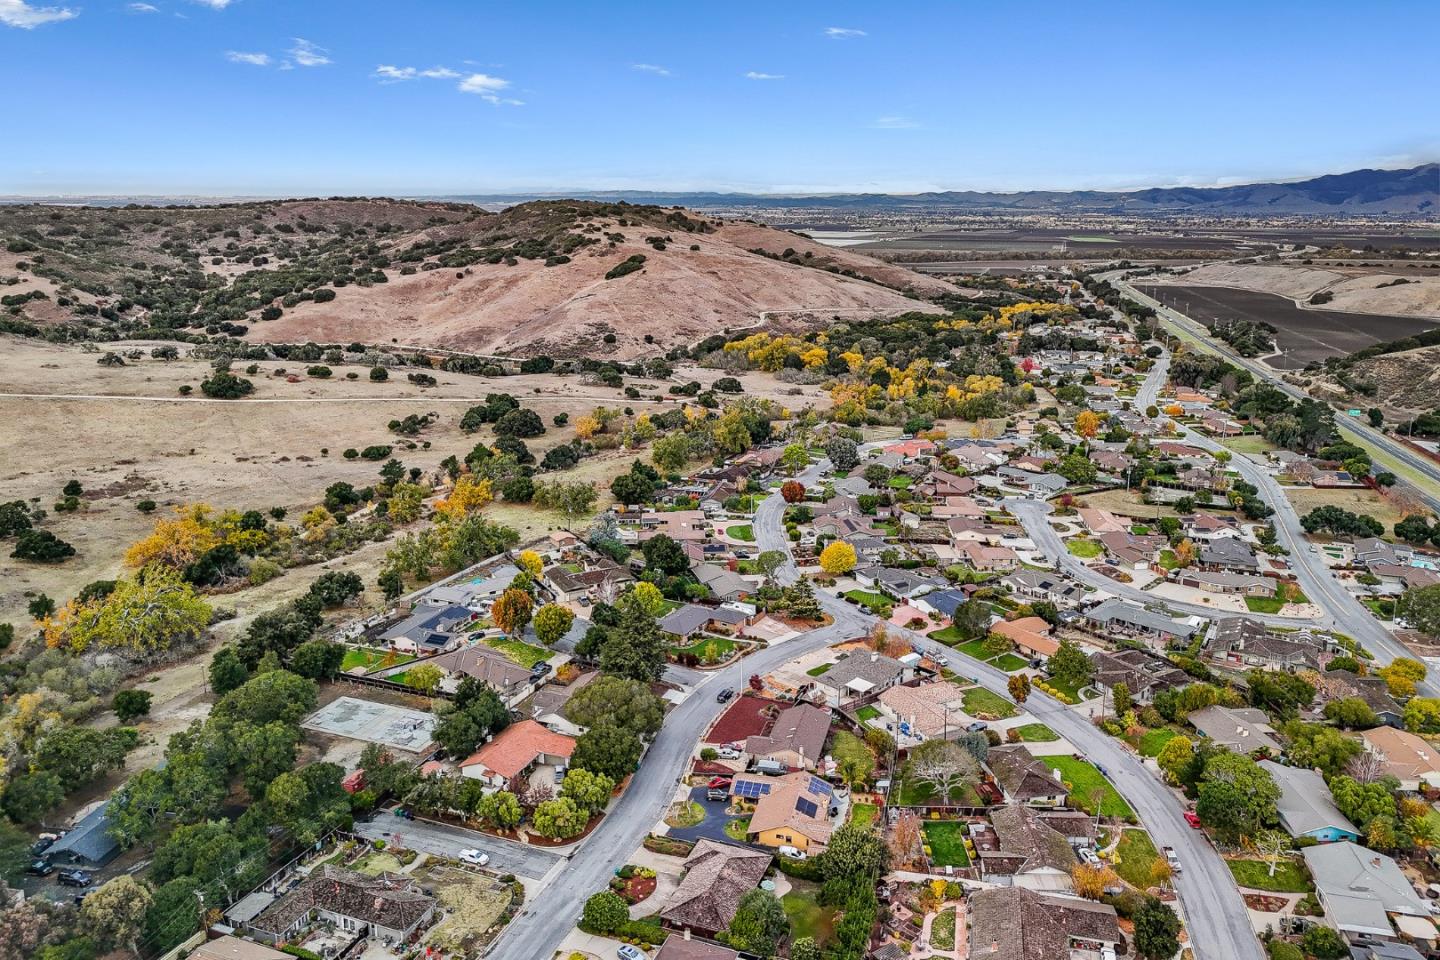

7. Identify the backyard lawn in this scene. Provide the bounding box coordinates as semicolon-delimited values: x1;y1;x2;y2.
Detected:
844;590;894;615
856;705;882;722
1226;858;1313;893
782;880;837;948
1157;550;1179;570
1044;675;1092;701
482;636;551;669
922;821;972;867
892;767;982;807
961;686;1018;719
1067;539;1103;559
888;475;913;490
850;802;878;827
340;647;413;672
1112;829;1159;890
1136;728;1181;758
1040;757;1133;818
727;524;756;542
1013;723;1059;742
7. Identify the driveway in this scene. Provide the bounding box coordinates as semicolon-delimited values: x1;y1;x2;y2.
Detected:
354;812;562;882
664;785;748;845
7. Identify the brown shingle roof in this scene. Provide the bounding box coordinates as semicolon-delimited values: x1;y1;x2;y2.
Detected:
659;840;772;934
747;771;834;845
987;745;1065;802
249;866;434;937
970;887;1121;960
985;804;1076;875
744;704;831;764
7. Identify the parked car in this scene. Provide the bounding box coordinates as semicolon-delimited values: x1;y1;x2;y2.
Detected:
965;721;988;733
707;776;732;789
1078;847;1101;866
458;849;490;867
617;946;645;960
1183;811;1202;829
30;833;60;857
777;845;807;860
706;788;729;802
716;747;740;760
1163;845;1182;875
26;860;53;877
716;687;735;704
554;766;567;784
57;870;92;888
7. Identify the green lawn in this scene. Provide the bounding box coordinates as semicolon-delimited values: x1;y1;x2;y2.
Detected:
856;705;882;722
1136;728;1181;758
892;767;982;807
844;590;893;615
1157;550;1179;570
1044;675;1091;701
1040;757;1133;818
1245;596;1286;614
850;802;878;827
1013;723;1059;742
806;662;833;677
962;686;1017;719
482;636;552;669
340;647;413;672
992;653;1029;672
930;907;957;950
1067;539;1103;559
1113;829;1160;889
887;475;913;490
922;821;972;867
724;817;751;842
1226;858;1313;893
671;634;736;663
727;524;756;542
782;881;837;947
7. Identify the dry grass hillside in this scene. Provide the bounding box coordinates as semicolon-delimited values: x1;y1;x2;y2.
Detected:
0;198;947;359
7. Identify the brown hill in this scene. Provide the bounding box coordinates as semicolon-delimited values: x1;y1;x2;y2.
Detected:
0;198;949;358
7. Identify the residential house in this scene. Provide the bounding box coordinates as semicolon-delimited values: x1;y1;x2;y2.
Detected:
1088;648;1189;703
543;559;633;603
743;704;831;771
1083;598;1201;647
1302;843;1433;942
1360;727;1440;791
1185;513;1243;542
246;866;436;945
1187;704;1282;755
418;563;520;611
876;681;968;741
816;651;908;708
852;566;943;600
654;935;739;960
742;771;835;853
1355;537;1407;568
189;937;289;960
968;887;1122;960
526;670;599;735
1177;569;1274;597
960;541;1021;572
459;719;576;789
424;645;538;705
1371;564;1440;593
946;517;1013;545
931;495;987;520
692;563;753;602
1097;531;1167;570
1198;538;1260;573
1089;449;1132;475
1258;761;1360;843
658;839;772;938
914;588;968;620
380;604;474;655
1076;507;1129;536
883;439;936;461
925;470;978;497
977;804;1078;890
996;466;1068;496
1001;569;1086;608
990;617;1059;661
1206;617;1324;673
44;800;120;868
987;745;1067;807
1323;670;1404;727
659;604;750;641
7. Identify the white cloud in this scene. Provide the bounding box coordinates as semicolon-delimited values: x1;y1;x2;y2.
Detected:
872;115;918;129
458;72;521;104
288;37;330;67
127;2;160;12
824;27;866;39
190;0;234;8
225;50;269;66
632;63;670;76
374;64;460;82
744;71;784;80
0;0;77;28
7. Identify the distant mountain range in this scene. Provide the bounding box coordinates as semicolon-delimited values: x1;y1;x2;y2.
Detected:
449;163;1439;217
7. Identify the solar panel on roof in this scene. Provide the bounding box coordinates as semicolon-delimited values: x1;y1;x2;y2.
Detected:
735;779;771;799
796;797;819;818
807;776;833;797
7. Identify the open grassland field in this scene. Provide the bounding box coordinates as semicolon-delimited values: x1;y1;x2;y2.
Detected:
1137;283;1440;370
851;227;1255;259
1281;484;1415;535
1146;262;1440;319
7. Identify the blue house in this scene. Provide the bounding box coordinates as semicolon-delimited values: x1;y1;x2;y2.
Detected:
1259;760;1360;843
46;800;120;868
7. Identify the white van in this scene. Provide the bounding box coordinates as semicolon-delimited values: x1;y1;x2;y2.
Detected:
777;845;807;860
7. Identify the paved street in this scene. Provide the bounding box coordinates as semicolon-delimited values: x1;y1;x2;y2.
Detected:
354;813;563;881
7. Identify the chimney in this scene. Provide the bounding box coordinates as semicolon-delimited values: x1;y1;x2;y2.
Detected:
991;940;1000;954
871;653;878;662
683;928;691;941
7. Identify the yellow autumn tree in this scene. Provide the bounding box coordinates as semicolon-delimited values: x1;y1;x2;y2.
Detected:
44;567;212;655
124;508;220;569
819;541;857;576
516;549;544;579
574;415;602;440
435;475;493;519
1074;410;1102;441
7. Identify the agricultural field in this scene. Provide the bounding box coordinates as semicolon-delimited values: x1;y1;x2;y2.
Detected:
1137;283;1440;370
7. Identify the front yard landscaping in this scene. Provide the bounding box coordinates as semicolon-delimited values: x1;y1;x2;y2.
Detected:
724;816;751;842
482;635;551;669
930;907;957;950
856;705;882;722
961;686;1017;719
1013;723;1058;742
844;590;894;616
665;801;705;828
671;634;736;663
727;523;756;542
1112;828;1159;889
1226;857;1313;893
807;662;834;676
1135;727;1181;757
991;653;1029;672
1067;539;1103;559
922;821;972;867
1040;757;1133;819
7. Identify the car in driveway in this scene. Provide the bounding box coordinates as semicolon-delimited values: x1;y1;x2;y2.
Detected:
459;849;490;866
26;859;53;877
617;945;645;960
57;870;92;888
965;721;988;733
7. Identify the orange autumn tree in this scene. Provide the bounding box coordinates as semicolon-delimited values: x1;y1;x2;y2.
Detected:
124;505;220;569
435;475;492;519
491;587;533;636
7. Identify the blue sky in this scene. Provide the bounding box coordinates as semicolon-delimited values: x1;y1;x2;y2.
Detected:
2;0;1435;196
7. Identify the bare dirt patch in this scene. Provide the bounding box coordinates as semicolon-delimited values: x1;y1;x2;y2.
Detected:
1281;484;1418;532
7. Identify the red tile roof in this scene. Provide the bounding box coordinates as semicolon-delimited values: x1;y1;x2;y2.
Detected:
460;719;575;780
